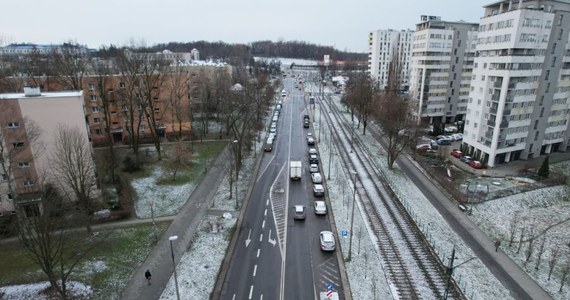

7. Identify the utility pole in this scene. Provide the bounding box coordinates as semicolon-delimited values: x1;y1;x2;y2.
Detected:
347;170;358;261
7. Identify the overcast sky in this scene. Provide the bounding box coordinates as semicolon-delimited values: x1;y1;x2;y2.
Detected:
1;0;491;53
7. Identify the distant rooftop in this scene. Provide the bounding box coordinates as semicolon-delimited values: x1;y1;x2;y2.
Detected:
0;89;83;100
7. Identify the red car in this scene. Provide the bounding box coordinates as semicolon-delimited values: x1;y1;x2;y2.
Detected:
450;150;463;158
469;160;483;169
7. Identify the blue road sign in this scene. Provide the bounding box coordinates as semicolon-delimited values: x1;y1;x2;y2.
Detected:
341;230;348;237
327;283;333;290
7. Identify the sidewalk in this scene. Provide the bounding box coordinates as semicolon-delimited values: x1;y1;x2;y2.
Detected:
120;147;230;300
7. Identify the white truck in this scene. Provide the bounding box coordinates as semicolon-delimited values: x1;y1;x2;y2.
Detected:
290;161;302;180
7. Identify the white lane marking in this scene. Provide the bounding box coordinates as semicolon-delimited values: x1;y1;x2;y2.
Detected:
257;248;261;257
253;264;258;277
232;294;236;300
262;220;265;229
264;209;267;216
260;295;263;300
249;285;254;299
266;199;269;206
259;234;263;242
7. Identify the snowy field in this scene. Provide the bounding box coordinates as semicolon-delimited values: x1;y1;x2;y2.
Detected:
0;281;92;300
471;185;570;300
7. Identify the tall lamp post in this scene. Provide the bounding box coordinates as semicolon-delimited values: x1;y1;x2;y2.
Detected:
232;140;239;208
169;236;181;300
347;170;358;261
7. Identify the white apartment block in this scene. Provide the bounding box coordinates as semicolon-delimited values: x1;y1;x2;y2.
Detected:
367;29;414;90
409;16;479;133
463;0;570;167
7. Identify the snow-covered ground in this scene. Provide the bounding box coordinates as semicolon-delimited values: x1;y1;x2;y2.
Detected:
0;281;92;300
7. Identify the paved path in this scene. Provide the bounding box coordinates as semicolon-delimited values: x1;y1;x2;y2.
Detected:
120;147;230;300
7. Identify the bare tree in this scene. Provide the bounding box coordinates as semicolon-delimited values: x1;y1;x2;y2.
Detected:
50;125;97;234
508;212;520;247
524;227;535;266
92;59;119;182
517;227;526;254
548;246;560;280
559;259;570;292
344;72;376;134
535;234;547;270
18;183;93;300
49;42;90;90
165;139;192;180
373;53;417;170
166;63;191;139
0;102;45;210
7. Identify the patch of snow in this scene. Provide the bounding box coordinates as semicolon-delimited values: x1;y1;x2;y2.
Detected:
0;281;92;300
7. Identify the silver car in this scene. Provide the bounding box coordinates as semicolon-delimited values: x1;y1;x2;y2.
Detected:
314;201;327;215
313;184;324;197
311;172;323;184
319;231;335;251
309;164;319;173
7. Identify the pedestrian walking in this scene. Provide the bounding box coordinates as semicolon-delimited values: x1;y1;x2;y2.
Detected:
145;269;152;285
494;240;501;252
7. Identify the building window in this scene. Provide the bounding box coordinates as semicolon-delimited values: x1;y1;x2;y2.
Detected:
93;118;101;124
7;122;19;128
88;83;95;91
90;95;97;101
94;128;102;135
18;162;30;168
92;107;99;113
12;142;24;149
119;82;126;89
23;179;35;187
1;174;8;181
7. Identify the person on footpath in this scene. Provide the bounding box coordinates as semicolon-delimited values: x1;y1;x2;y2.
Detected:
145;269;152;285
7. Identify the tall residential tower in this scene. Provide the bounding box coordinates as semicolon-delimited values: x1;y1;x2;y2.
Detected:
409;16;479;133
367;29;414;90
463;0;570;167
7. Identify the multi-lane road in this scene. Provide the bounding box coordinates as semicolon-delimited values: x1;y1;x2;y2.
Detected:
219;73;344;300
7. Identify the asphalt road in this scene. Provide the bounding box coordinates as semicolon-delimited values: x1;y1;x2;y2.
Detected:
219;72;344;300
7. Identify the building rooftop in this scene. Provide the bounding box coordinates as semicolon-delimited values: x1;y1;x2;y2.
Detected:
0;90;83;100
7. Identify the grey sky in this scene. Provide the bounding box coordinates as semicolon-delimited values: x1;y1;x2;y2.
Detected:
1;0;490;53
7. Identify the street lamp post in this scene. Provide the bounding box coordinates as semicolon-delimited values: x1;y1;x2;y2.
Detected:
347;170;357;261
327;132;333;180
233;140;239;208
169;236;181;300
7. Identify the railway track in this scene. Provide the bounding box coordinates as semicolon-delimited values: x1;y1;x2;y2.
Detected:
317;94;464;299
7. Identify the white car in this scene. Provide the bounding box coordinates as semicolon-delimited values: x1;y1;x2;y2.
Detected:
314;201;327;215
308;148;317;155
319;231;336;251
313;184;324;197
270;127;277;134
309;164;319;173
307;137;315;145
311;172;323;184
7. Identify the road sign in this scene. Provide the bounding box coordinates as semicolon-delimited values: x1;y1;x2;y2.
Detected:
326;290;333;298
326;283;333;290
341;230;348;237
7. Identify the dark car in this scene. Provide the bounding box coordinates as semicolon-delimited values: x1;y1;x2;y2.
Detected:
437;138;452;145
460;156;473;164
309;154;319;164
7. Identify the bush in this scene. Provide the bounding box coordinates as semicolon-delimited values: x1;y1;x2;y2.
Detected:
122;155;141;173
538;156;550;178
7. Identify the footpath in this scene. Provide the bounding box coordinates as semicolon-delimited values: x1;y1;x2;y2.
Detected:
120;147;229;300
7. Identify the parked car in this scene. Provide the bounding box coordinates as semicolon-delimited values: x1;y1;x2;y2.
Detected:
294;205;306;220
307;137;315;145
311;172;323;184
416;144;431;152
309;164;319;173
309;148;317;155
319;231;336;251
303;120;310;128
469;160;483;169
451;133;463;141
313;184;325;197
430;140;439;150
437;138;452;145
270;127;277;134
450;150;463;158
309;154;319;164
264;138;274;152
460;156;473;164
314;201;327;215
